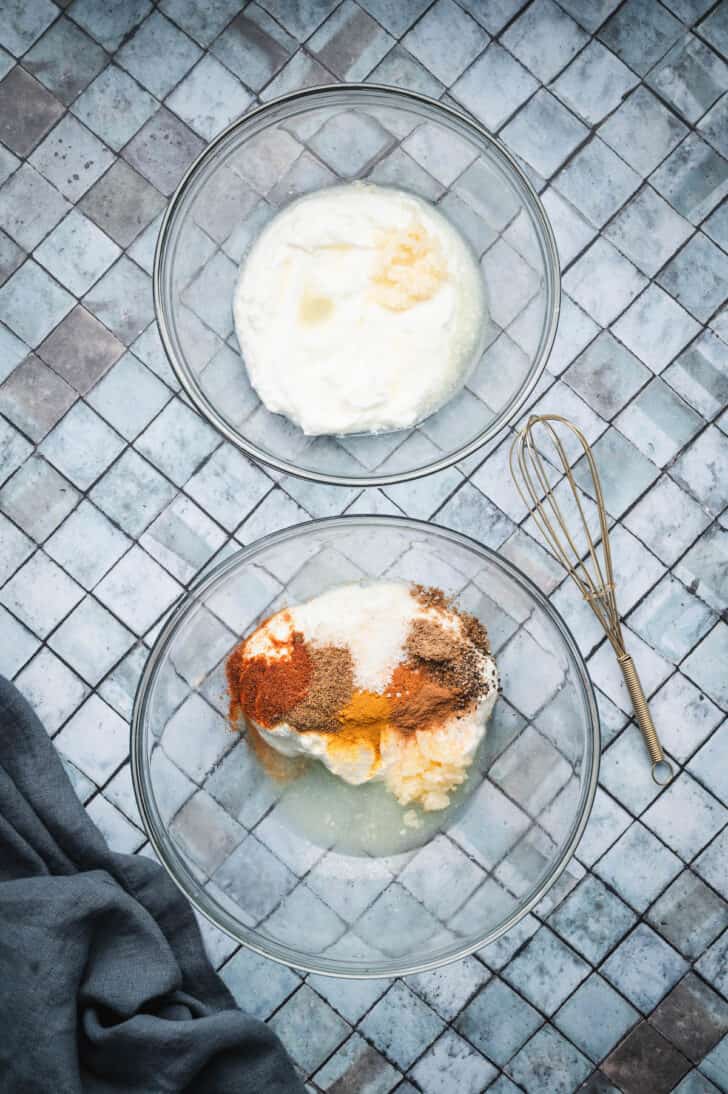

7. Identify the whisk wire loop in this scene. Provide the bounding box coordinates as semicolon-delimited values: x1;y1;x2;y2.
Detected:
510;414;673;785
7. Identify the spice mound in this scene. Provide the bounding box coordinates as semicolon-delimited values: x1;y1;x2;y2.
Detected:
226;581;498;812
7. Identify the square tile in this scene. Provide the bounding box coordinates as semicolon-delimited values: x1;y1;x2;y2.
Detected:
556;0;621;32
50;596;134;685
166;55;252;141
700;93;728;159
68;0;151;52
403;124;478;188
629;572;715;662
314;1033;400;1094
600;85;688;177
0;510;33;585
210;4;294;91
684;623;728;709
547;294;600;375
555;136;641;228
0;0;57;55
504;926;590;1015
89;448;175;538
652;134;728;223
14;647;88;734
596;823;682;912
563;239;647;327
553;40;639;126
399;837;484;920
170;791;245;874
87;352;169;441
259;48;336;103
555;974;639;1062
666;329;728;419
602;924;689;1013
0;549;83;637
0;416;32;486
0;454;77;544
220;946;299;1020
30;114;114;203
699;3;728;54
575;426;659;517
410;1029;497;1094
406;958;490;1023
502;0;587;82
673;1071;723;1094
24;17;106;105
647;34;728;123
40;401;124;489
566;330;650;417
95;544;181;634
123;107;205;197
0;162;70;251
651;672;724;768
550;874;637;964
0;603;39;678
624;475;711;566
652;973;728;1062
697;930;728;998
0;66;63;157
45;499;131;590
83;256;154;345
80;160;165;249
35;210;120;298
117;11;201;99
308;0;393;81
500;90;589;179
0;230;24;289
159;0;242;47
369;43;444;99
618;378;703;468
662;0;715;22
540;189;597;270
452;43;537;131
0;355;75;442
507;1026;592;1094
605;186;694;277
599;0;683;75
71;66;157;153
649;869;728;959
672;426;728;516
643;772;726;861
360;982;445;1071
136;398;219;487
403;0;488;87
139;495;224;584
603;1022;690;1094
690;715;728;806
576;786;632;866
660;233;728;325
269;985;350;1076
38;305;124;393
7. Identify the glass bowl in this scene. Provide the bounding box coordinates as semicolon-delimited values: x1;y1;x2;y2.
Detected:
132;517;599;978
154;84;560;486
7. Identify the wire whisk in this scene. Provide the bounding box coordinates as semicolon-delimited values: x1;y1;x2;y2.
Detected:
510;414;673;786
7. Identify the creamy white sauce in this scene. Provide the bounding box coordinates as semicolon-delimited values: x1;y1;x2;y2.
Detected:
233;182;486;436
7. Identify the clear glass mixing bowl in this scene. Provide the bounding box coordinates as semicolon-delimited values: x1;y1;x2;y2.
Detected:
154;84;560;486
132;517;599;978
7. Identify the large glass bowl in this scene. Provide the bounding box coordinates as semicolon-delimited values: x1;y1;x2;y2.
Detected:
154;84;560;486
132;517;599;978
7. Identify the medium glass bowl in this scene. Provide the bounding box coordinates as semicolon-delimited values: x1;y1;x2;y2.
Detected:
154;84;560;486
132;517;599;978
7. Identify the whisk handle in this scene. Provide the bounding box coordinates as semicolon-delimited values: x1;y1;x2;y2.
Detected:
617;653;673;785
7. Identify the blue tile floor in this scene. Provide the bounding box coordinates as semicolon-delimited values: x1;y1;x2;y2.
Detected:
0;1;727;1091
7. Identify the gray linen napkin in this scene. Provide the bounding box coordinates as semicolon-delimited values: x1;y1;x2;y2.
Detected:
0;675;305;1094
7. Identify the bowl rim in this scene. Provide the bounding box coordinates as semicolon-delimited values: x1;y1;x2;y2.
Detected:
131;514;600;979
153;82;561;487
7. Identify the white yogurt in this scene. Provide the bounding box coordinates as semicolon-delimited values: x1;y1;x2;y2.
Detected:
233;182;486;436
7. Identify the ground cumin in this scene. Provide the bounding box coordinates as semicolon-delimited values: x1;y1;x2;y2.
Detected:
288;645;354;733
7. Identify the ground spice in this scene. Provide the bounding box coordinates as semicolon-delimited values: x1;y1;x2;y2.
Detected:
330;690;391;762
226;630;311;728
288;645;354;733
387;663;455;732
406;617;461;662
